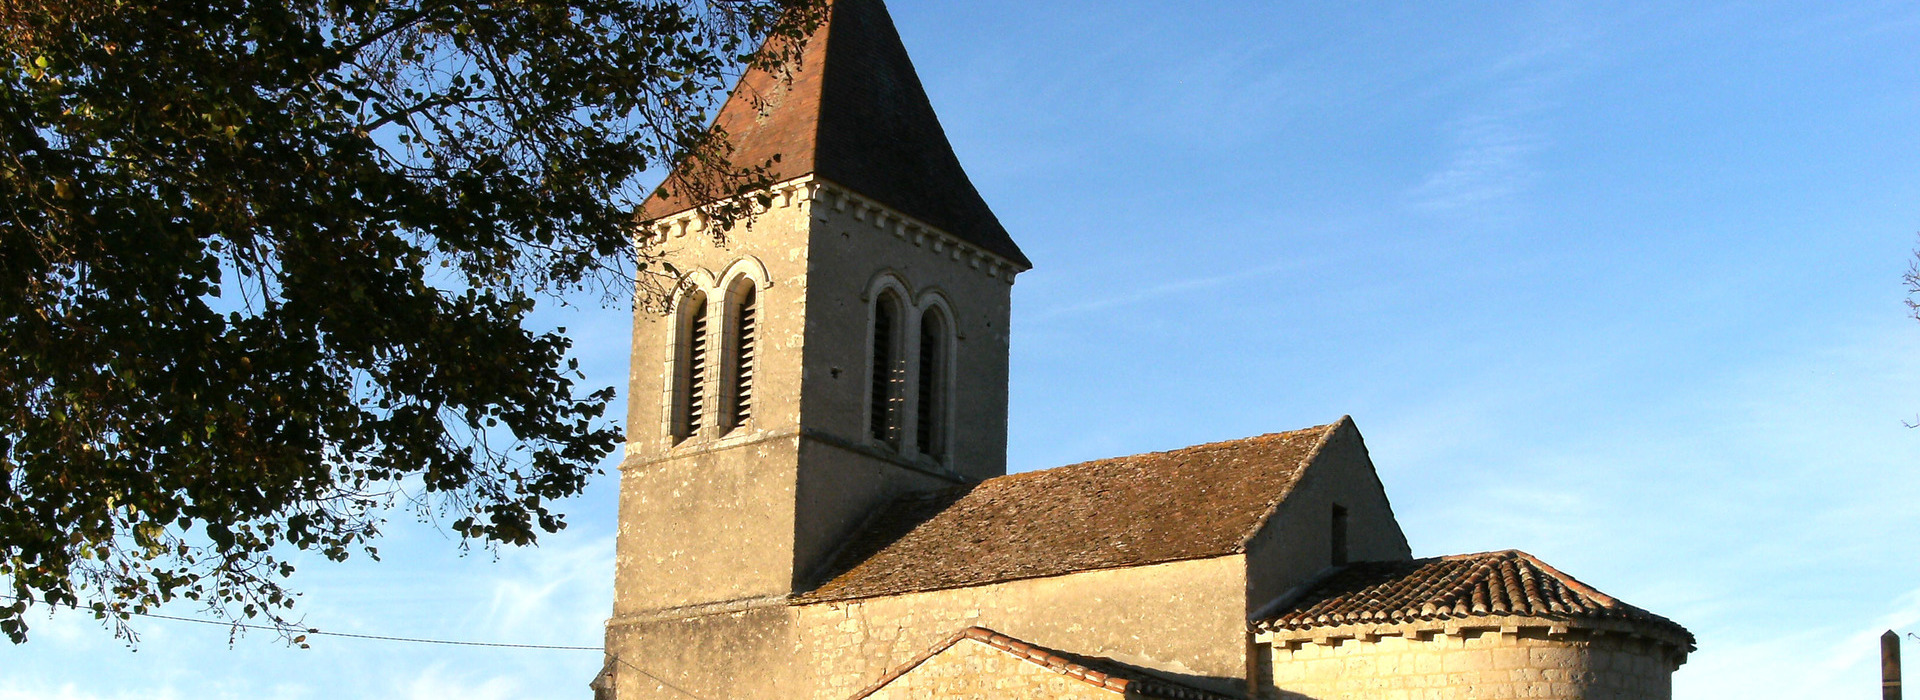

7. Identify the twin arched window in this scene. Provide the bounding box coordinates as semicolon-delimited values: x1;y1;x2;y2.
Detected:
869;291;951;461
672;278;758;443
669;273;950;459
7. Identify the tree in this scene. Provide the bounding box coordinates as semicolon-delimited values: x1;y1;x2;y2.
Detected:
0;0;825;643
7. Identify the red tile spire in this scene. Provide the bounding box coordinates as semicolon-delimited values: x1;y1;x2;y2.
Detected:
643;0;1030;268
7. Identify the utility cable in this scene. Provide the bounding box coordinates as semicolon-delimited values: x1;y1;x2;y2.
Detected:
1;594;599;650
606;653;709;700
8;594;710;699
137;610;604;650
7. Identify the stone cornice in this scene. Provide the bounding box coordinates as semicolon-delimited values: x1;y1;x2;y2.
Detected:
620;427;971;486
607;594;790;626
1253;613;1695;660
637;175;1028;285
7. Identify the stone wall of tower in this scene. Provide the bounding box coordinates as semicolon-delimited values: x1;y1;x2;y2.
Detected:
789;181;1019;587
796;180;1017;483
612;176;1020;610
615;184;817;615
606;185;818;700
604;605;800;699
605;179;1026;700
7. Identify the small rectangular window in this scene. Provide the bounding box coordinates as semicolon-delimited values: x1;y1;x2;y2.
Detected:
1331;505;1350;566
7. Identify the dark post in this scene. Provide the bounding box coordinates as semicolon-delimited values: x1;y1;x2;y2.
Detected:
1886;630;1903;700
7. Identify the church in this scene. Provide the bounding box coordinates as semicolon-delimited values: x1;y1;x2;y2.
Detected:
597;1;1694;698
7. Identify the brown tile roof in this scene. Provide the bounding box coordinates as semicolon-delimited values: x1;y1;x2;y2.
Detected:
1254;550;1694;647
800;422;1340;602
847;627;1235;700
643;0;1030;268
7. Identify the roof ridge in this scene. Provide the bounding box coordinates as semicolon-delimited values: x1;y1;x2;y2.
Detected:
986;423;1337;486
846;626;1234;700
1236;417;1349;550
843;627;976;700
1512;549;1621;608
959;627;1134;693
1437;550;1626;611
960;628;1236;700
1082;423;1340;464
1143;423;1339;457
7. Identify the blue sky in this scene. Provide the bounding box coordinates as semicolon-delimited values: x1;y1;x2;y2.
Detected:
8;1;1920;697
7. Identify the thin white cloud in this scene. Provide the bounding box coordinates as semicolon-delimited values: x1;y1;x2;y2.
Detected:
0;684;171;700
1032;258;1309;321
398;663;524;700
483;535;616;642
0;680;310;700
1408;3;1597;216
1410;115;1547;213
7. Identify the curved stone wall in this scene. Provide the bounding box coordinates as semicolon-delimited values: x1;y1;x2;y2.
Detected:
1266;627;1681;700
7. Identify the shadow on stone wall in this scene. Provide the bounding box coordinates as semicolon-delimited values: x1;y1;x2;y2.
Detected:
1075;654;1248;699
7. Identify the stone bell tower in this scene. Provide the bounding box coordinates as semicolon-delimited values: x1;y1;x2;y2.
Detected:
601;0;1030;696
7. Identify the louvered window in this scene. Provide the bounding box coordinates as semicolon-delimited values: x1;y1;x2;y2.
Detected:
869;294;902;447
727;285;758;431
915;309;947;459
675;291;709;442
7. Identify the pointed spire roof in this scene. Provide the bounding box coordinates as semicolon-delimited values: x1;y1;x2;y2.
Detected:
642;0;1029;268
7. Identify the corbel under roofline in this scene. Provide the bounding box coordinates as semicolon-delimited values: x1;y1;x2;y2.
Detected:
636;175;1030;285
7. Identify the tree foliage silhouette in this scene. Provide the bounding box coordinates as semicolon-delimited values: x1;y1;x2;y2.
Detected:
0;0;824;642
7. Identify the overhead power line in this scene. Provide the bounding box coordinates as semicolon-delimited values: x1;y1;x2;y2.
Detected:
3;594;600;651
139;610;604;650
7;595;715;699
